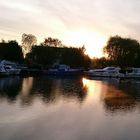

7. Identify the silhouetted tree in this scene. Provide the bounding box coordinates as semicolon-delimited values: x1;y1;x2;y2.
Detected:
26;46;91;68
60;47;91;68
103;35;140;67
22;33;37;57
41;37;63;47
0;40;23;63
92;57;115;68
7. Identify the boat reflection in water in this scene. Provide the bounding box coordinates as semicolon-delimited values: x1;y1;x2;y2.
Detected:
0;76;140;140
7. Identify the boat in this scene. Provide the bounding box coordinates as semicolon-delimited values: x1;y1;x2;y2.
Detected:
85;67;124;78
0;60;21;75
46;64;83;76
125;68;140;78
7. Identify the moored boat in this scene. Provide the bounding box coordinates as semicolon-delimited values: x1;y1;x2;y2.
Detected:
125;68;140;78
46;64;83;76
85;67;124;78
0;60;21;75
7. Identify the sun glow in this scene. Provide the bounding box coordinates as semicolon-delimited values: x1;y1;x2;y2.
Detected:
63;30;107;58
82;78;96;94
82;78;102;101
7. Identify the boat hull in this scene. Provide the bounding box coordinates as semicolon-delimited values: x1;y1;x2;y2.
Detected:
46;70;83;76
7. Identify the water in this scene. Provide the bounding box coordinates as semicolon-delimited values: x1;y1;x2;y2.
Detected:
0;76;140;140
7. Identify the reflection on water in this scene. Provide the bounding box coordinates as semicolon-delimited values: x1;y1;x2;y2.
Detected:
0;76;140;140
0;77;22;103
83;78;139;114
0;77;86;106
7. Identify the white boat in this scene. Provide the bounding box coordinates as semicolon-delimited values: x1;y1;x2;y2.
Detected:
85;67;124;78
125;68;140;78
0;60;21;75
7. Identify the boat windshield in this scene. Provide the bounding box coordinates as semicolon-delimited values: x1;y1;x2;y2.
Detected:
94;70;106;72
103;67;115;70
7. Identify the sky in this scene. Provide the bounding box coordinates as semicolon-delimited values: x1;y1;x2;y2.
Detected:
0;0;140;58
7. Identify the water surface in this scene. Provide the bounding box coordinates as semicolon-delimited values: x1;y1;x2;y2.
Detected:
0;76;140;140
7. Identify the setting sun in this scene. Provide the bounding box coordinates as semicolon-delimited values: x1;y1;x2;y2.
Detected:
63;30;107;58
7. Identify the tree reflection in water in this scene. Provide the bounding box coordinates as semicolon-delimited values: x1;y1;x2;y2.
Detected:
1;76;140;114
83;77;140;114
0;76;22;103
1;77;140;140
0;76;87;106
30;77;87;104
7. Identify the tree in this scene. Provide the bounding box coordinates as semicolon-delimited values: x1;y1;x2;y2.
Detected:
21;33;37;57
60;47;91;68
92;57;112;68
0;40;23;62
26;46;91;68
103;35;140;67
41;37;63;47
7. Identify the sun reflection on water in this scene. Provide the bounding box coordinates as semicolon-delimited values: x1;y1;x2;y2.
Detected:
82;78;103;103
82;78;96;94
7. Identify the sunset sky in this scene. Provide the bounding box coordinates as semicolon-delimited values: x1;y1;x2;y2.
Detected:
0;0;140;57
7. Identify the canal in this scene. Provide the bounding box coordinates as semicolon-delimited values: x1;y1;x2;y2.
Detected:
0;76;140;140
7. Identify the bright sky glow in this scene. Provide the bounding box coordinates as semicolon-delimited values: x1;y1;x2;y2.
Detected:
0;0;140;57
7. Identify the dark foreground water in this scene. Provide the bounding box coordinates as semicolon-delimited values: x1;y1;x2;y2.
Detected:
0;76;140;140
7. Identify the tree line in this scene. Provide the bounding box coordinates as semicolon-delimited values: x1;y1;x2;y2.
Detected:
0;35;91;68
1;34;140;68
25;45;91;68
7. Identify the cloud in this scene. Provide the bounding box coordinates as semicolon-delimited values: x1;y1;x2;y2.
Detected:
0;0;140;55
